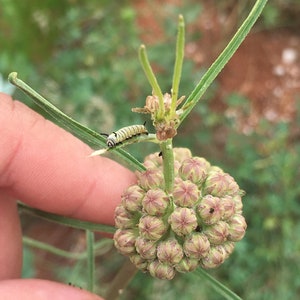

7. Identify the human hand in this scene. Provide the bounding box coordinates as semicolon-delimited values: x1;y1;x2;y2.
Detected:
0;92;136;299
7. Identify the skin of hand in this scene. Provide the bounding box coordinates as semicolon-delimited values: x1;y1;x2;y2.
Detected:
0;92;137;299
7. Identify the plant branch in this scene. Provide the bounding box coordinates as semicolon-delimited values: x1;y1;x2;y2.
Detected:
139;45;165;119
18;202;116;234
171;14;185;114
160;139;175;194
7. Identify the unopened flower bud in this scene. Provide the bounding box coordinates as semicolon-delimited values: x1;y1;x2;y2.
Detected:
168;207;198;236
232;194;243;214
173;179;200;207
209;166;223;173
139;215;168;240
114;205;136;229
135;236;157;260
179;157;210;185
114;229;137;255
137;168;164;190
204;221;229;245
142;189;170;216
200;246;227;269
175;257;199;273
157;238;184;265
220;195;236;220
173;160;182;175
129;254;148;271
222;241;235;258
143;153;163;169
204;172;239;197
148;260;176;280
121;185;145;212
173;148;192;164
114;147;247;278
228;214;247;241
183;233;210;259
197;195;223;225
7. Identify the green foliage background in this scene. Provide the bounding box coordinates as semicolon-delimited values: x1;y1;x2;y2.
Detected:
1;1;299;299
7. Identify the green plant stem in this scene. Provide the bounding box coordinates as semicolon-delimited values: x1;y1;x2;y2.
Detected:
194;269;242;300
18;202;116;234
86;230;95;293
23;236;113;259
23;236;85;259
105;259;138;300
139;45;165;119
171;14;185;114
179;0;268;125
160;139;175;194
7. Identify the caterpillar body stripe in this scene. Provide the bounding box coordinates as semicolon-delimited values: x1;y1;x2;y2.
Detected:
106;124;148;148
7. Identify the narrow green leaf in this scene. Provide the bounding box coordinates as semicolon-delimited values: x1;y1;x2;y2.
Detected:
8;72;145;171
194;268;243;300
18;202;116;234
171;14;185;112
139;45;165;119
23;236;113;259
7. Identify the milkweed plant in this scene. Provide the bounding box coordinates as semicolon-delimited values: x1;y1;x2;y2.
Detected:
9;0;268;299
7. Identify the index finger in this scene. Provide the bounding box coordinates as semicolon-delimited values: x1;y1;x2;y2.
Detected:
0;93;136;225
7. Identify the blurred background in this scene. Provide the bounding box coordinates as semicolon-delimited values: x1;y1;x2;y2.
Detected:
1;0;300;299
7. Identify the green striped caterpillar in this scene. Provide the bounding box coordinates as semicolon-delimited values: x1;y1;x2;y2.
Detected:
90;123;157;156
104;123;148;148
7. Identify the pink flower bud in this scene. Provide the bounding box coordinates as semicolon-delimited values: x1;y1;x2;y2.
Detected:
168;207;198;236
173;179;200;207
204;221;229;245
228;214;247;241
222;241;235;259
183;233;210;259
142;189;170;216
114;205;136;229
129;254;148;271
220;195;236;220
204;172;239;197
232;194;243;214
196;195;223;225
175;257;199;273
148;260;176;280
121;185;145;212
139;215;168;240
135;236;157;260
137;168;164;190
200;246;227;269
144;153;163;169
173;160;182;175
114;229;137;255
209;166;223;173
173;148;192;163
179;157;210;185
157;238;184;264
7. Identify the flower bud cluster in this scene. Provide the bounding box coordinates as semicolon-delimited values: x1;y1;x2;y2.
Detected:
114;148;246;280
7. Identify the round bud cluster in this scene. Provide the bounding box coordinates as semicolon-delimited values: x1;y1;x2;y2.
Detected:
114;148;246;280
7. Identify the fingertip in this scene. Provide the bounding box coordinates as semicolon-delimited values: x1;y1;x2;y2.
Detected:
0;93;136;224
